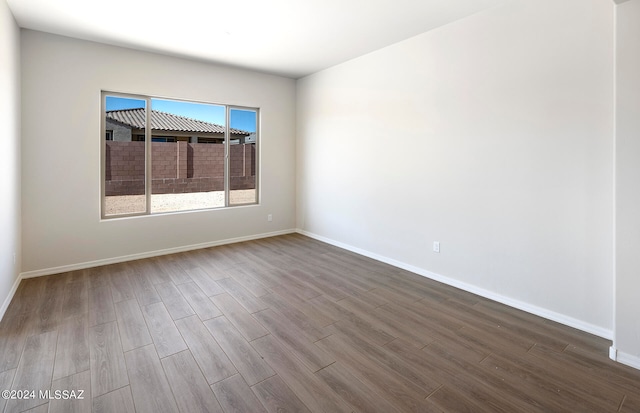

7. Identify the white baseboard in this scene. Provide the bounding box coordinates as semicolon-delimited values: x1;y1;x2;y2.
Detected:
611;347;640;370
0;274;23;322
20;229;296;279
297;229;613;340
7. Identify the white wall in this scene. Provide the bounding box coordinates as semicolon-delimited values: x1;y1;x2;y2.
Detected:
20;30;296;274
614;0;640;367
297;0;614;335
0;0;21;317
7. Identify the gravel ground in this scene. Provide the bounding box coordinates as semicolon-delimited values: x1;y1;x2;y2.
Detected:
105;190;256;215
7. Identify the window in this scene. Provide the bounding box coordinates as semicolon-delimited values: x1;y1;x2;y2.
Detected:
101;92;258;218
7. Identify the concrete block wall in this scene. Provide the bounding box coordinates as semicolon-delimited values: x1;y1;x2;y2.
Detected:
105;141;255;196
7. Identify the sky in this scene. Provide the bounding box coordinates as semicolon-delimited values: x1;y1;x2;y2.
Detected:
106;96;257;132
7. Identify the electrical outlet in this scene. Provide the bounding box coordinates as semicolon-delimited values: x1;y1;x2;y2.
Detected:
433;241;440;253
267;214;273;222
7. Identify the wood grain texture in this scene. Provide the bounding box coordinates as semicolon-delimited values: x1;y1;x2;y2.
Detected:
210;374;267;413
53;315;90;380
5;330;58;413
254;309;334;372
89;321;129;397
92;386;136;413
252;335;354;413
88;285;116;327
124;344;179;413
1;234;638;412
141;302;187;358
251;375;311;413
49;370;91;413
174;315;237;384
128;271;161;306
154;282;196;320
315;362;402;413
0;369;15;413
204;316;275;386
176;282;222;321
210;293;268;341
185;267;225;297
217;277;268;313
115;299;153;352
161;350;224;413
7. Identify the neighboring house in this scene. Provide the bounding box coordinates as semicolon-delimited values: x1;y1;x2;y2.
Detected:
105;108;252;144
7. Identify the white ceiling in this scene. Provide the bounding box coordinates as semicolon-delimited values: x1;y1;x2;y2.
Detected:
7;0;509;78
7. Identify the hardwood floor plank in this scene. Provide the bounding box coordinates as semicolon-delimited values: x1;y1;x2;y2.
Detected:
223;266;271;297
146;257;173;285
53;315;90;380
271;270;323;300
127;270;161;306
217;277;269;313
386;337;537;413
0;311;31;372
261;292;330;342
426;385;487;413
21;404;49;413
204;316;275;386
89;321;129;397
35;275;65;332
620;395;640;413
115;298;153;352
422;341;548;412
211;374;268;413
124;344;179;413
324;324;441;396
161;350;224;413
141;302;188;358
480;353;617;411
88;285;116;327
155;282;196;320
530;343;640;398
254;309;334;372
251;375;311;413
211;293;268;341
281;267;348;301
307;295;346;324
0;369;15;413
60;280;88;321
1;234;639;413
108;270;137;303
157;256;193;285
49;370;91;413
319;299;395;347
174;315;237;384
564;344;640;393
185;267;225;297
5;330;58;413
315;363;403;413
252;335;354;413
92;386;136;413
176;282;222;321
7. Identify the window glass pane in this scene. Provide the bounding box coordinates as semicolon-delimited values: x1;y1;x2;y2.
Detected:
229;108;258;205
104;96;147;216
149;98;226;213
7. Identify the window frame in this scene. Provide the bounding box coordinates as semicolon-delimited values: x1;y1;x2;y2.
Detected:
100;91;259;219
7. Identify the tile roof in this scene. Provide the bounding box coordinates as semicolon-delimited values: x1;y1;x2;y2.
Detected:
106;108;250;135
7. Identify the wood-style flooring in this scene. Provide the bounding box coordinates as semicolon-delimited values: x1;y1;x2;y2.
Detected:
0;233;639;412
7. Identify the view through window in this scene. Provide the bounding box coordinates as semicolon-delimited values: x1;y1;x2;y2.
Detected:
102;92;258;217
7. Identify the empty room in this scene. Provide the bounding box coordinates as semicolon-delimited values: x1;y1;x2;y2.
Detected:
1;0;640;411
